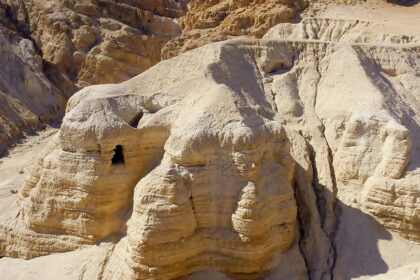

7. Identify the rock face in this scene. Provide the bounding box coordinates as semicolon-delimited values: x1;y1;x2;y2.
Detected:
162;0;306;58
2;0;186;91
2;44;304;277
1;11;419;279
265;17;420;241
0;5;64;156
0;0;186;153
161;0;382;59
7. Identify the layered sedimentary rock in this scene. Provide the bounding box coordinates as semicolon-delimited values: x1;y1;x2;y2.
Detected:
0;6;64;156
1;14;420;280
265;17;420;242
161;0;387;59
2;44;305;277
1;0;187;90
0;0;186;153
1;0;391;156
162;0;306;58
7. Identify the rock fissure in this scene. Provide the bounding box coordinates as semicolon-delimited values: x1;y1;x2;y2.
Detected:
292;180;315;280
306;141;336;278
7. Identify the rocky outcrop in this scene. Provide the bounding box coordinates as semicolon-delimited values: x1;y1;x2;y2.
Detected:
0;7;64;156
162;0;306;59
0;0;186;153
2;44;305;277
161;0;389;59
1;0;395;156
1;0;187;90
266;18;420;242
1;14;419;279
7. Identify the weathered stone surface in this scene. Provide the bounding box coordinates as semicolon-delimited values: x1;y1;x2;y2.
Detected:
1;12;419;279
161;0;389;59
3;0;186;90
0;14;64;156
0;1;420;280
266;17;420;242
162;0;306;59
0;0;186;154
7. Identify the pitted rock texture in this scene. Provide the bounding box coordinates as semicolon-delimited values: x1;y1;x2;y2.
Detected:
1;0;187;92
1;13;420;279
161;0;388;59
0;11;64;156
0;0;186;153
265;17;420;242
161;0;306;59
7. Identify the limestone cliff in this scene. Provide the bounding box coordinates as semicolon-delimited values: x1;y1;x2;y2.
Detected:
1;10;419;279
0;4;64;156
162;0;306;58
0;0;186;153
161;0;383;59
1;0;187;90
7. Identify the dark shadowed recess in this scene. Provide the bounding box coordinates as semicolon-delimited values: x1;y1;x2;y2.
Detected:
389;0;420;6
112;145;125;165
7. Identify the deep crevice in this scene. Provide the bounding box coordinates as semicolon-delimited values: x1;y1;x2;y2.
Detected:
323;131;340;279
129;111;143;128
330;201;342;280
309;47;340;279
292;181;312;279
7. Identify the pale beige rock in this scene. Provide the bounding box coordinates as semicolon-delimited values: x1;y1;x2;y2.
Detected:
1;1;420;279
22;0;186;89
0;0;186;153
265;14;420;242
162;0;305;59
0;19;64;155
367;262;420;280
0;39;308;278
161;0;395;59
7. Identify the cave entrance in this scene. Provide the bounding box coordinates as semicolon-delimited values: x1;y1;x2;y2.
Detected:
112;145;125;165
129;111;143;128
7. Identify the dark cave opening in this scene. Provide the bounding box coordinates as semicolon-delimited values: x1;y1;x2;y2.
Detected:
129;111;143;128
112;145;125;165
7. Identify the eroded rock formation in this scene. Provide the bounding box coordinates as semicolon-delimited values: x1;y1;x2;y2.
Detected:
162;0;306;58
1;12;419;279
0;0;186;153
0;5;64;156
1;0;187;90
266;17;420;241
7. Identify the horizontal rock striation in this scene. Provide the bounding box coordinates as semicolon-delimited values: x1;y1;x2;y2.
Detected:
1;0;187;90
1;16;420;279
0;14;64;156
0;0;186;154
161;0;306;59
266;17;420;242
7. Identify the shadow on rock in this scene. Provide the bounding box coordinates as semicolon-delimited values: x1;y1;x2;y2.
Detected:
332;201;391;280
389;0;420;6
